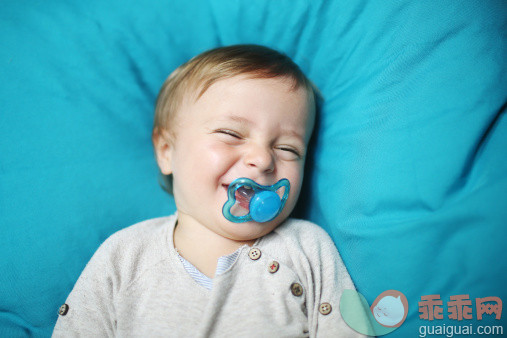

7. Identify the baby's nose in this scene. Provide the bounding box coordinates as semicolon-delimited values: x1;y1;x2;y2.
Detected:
243;145;275;173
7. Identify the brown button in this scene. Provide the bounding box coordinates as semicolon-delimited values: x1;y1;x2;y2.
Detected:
248;248;261;260
268;261;279;273
291;282;303;297
58;304;69;316
319;302;332;315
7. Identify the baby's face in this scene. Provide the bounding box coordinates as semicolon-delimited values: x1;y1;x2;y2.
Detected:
159;75;314;242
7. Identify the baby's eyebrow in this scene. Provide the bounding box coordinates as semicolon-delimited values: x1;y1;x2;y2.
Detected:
218;115;253;126
281;128;305;141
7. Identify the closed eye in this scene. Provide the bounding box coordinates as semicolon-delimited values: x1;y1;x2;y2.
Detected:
215;129;242;139
276;146;302;159
278;147;299;155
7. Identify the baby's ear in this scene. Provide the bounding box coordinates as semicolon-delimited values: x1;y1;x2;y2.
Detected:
152;127;173;175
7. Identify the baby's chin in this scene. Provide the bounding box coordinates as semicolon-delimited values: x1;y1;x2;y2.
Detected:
222;222;270;240
221;218;284;241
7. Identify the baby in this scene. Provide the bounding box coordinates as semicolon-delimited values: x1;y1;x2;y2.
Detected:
53;45;364;337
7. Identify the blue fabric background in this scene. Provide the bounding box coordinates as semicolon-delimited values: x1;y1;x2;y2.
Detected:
1;1;506;336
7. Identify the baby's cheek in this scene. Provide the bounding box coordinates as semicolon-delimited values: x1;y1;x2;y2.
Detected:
204;143;238;169
286;166;304;193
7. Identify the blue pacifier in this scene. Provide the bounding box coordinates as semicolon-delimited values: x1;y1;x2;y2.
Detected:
222;178;290;223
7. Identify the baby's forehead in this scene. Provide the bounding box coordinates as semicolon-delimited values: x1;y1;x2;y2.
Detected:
193;75;315;139
174;74;315;129
191;73;311;100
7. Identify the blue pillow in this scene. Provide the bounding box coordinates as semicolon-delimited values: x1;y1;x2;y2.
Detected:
1;1;505;336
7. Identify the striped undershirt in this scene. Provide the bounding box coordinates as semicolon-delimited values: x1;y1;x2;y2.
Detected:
176;249;241;290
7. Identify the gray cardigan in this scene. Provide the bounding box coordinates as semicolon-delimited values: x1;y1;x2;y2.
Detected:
53;214;365;337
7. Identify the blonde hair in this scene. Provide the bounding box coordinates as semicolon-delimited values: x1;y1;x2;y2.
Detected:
153;44;317;194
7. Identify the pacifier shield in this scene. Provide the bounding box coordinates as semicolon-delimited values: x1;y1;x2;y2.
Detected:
222;178;290;223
